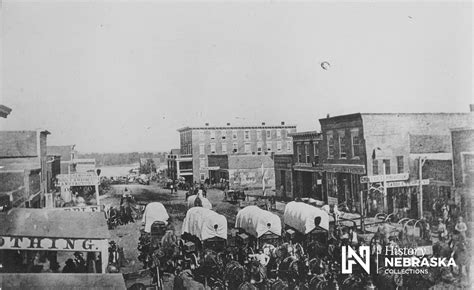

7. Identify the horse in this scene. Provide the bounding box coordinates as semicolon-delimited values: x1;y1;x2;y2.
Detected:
224;260;246;290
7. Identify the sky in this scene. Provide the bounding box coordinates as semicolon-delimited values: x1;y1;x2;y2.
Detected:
1;1;472;153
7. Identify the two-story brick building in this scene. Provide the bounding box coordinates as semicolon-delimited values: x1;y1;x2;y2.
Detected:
319;112;472;217
174;122;296;183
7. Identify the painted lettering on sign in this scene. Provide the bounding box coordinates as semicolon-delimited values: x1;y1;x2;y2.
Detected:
0;236;106;252
57;173;99;186
52;205;103;212
360;173;409;183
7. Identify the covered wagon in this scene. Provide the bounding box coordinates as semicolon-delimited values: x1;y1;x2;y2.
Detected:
235;206;282;248
187;194;212;210
283;201;330;257
181;207;227;252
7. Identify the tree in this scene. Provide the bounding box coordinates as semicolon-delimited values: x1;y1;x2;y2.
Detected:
140;159;156;174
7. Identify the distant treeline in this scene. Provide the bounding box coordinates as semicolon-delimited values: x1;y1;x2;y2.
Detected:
77;152;167;166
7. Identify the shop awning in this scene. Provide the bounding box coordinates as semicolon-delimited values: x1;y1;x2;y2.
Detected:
0;273;126;289
0;208;109;239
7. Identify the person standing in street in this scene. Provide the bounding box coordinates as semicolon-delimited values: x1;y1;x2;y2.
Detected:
455;216;467;241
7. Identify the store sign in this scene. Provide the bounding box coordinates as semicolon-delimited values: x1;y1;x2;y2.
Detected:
57;173;99;187
204;166;220;170
360;173;409;183
386;179;430;188
53;205;103;212
0;236;107;252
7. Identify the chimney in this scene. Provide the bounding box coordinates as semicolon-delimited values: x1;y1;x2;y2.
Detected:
205;123;209;126
470;104;474;112
227;123;231;126
326;114;330;118
281;121;285;125
262;122;266;126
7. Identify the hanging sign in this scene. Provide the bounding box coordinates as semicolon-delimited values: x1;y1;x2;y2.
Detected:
360;173;409;183
52;205;103;212
57;173;99;186
386;179;430;188
0;236;107;252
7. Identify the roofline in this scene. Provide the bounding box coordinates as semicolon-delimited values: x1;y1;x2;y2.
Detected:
319;112;471;124
450;127;474;132
177;124;297;132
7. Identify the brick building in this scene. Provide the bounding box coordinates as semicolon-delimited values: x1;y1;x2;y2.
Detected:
173;122;296;183
290;131;324;200
47;145;76;174
319;112;472;217
0;130;51;208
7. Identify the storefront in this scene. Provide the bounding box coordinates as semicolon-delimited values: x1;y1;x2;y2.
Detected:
324;164;365;212
54;172;100;207
0;208;110;274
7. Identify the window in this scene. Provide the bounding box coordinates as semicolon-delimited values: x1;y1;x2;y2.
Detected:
327;131;334;159
277;130;281;138
314;142;320;164
199;144;205;155
221;130;226;140
266;130;271;139
383;159;391;175
244;143;251;153
222;143;227;153
282;129;287;138
210;131;215;140
267;141;272;151
233;143;238;153
200;173;205;181
297;144;302;162
257;130;262;140
287;141;292;152
257;142;262;153
305;144;310;163
210;143;216;154
244;130;250;140
338;131;346;159
232;131;238;140
199;158;206;169
373;159;379;175
277;141;282;152
351;129;361;158
397;156;404;173
199;131;204;141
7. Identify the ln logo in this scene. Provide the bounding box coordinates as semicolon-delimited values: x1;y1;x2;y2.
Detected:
342;246;371;274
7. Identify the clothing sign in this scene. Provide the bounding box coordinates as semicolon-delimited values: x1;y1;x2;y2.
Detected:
0;236;107;252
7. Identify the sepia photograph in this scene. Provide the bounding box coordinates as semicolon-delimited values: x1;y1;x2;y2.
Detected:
0;0;472;289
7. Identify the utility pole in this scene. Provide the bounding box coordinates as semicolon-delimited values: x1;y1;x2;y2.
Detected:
382;160;387;213
418;157;426;218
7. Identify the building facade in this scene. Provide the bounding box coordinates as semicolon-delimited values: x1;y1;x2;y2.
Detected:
207;154;275;189
291;131;325;201
274;154;294;200
451;128;474;221
319;113;472;217
0;130;51;208
175;122;296;183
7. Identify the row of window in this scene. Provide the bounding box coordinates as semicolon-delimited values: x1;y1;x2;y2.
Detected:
296;142;320;163
199;141;292;155
327;129;361;159
198;129;289;141
372;156;404;175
